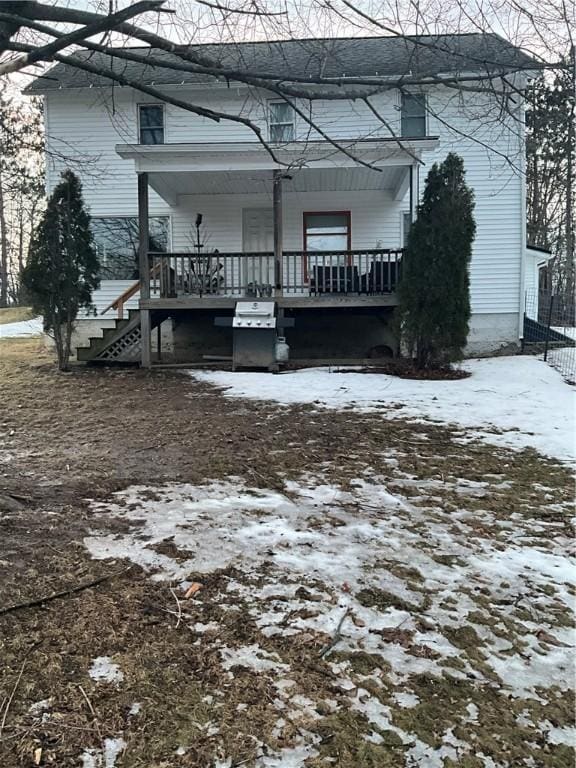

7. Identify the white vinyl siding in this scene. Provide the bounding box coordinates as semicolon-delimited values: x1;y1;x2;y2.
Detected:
422;86;523;315
44;78;524;317
170;190;402;253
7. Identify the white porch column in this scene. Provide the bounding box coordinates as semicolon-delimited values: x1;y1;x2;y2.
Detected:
273;170;283;295
138;172;152;369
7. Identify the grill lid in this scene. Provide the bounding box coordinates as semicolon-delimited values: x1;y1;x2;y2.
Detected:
233;300;276;328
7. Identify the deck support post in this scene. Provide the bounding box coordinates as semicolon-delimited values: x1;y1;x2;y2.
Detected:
273;170;283;297
138;171;152;368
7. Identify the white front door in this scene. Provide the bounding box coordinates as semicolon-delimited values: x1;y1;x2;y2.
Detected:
242;208;275;294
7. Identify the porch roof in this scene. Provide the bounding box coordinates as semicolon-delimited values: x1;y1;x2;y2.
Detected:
115;137;439;173
116;137;438;203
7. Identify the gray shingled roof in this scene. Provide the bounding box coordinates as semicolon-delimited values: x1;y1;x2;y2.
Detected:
25;33;537;93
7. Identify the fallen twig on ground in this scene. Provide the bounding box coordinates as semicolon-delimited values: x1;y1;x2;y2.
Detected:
169;586;183;629
77;685;96;718
0;659;27;740
0;568;130;617
319;608;350;658
77;685;102;740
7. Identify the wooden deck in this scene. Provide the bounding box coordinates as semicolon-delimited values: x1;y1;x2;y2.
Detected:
140;248;403;312
141;293;399;310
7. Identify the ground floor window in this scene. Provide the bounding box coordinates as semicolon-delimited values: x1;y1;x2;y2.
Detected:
91;217;169;280
303;212;352;288
303;212;351;253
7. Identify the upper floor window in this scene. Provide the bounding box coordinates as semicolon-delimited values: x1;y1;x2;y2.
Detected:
401;93;426;137
139;104;164;145
269;101;295;143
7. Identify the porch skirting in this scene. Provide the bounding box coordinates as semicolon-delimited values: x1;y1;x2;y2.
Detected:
128;308;521;365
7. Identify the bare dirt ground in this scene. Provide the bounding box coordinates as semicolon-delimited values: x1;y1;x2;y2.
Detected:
0;339;573;767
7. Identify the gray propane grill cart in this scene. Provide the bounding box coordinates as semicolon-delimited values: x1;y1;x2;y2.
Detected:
215;301;294;371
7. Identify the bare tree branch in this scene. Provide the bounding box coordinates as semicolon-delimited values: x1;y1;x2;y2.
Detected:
193;0;287;16
0;0;164;77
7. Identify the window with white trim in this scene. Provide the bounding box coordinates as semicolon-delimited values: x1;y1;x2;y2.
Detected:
401;93;426;137
304;212;351;252
138;104;165;144
269;101;295;143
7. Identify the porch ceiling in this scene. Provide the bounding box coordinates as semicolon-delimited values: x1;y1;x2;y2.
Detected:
147;165;407;202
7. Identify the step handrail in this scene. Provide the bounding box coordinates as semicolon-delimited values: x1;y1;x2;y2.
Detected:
101;264;161;319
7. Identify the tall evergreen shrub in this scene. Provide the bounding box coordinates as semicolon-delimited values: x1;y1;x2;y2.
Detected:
398;153;476;369
22;170;99;370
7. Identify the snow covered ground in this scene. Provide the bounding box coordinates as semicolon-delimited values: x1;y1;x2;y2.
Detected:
552;326;576;341
0;316;43;338
191;356;575;463
85;472;575;767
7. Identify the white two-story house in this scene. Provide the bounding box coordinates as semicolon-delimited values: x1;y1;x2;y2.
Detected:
26;33;536;367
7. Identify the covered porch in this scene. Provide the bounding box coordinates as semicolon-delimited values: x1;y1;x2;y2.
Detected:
118;138;438;299
115;138;438;365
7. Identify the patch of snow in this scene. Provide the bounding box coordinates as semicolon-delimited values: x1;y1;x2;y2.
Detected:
28;698;52;715
274;678;296;694
85;476;575;700
552;326;576;341
89;656;124;685
103;738;126;768
542;722;576;746
515;709;534;727
85;472;574;759
393;691;420;708
464;703;479;723
81;750;99;768
0;316;43;338
351;690;409;741
220;644;289;673
546;346;576;384
80;739;126;768
190;356;575;461
256;742;319;767
193;621;221;633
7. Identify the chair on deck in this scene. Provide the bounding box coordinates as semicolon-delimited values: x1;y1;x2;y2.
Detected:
361;260;399;294
310;265;360;294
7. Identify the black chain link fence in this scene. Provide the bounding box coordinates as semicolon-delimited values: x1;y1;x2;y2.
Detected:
523;290;576;385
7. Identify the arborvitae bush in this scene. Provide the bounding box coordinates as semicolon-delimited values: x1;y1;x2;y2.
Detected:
398;153;476;369
22;170;99;370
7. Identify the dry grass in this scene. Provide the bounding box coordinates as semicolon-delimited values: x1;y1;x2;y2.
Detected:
0;306;35;325
0;343;573;767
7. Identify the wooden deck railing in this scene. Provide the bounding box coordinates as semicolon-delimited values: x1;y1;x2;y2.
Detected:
148;248;403;299
101;263;162;319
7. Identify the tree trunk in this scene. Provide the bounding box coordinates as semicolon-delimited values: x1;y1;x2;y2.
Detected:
0;167;9;308
52;320;68;371
16;195;24;301
565;53;575;314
